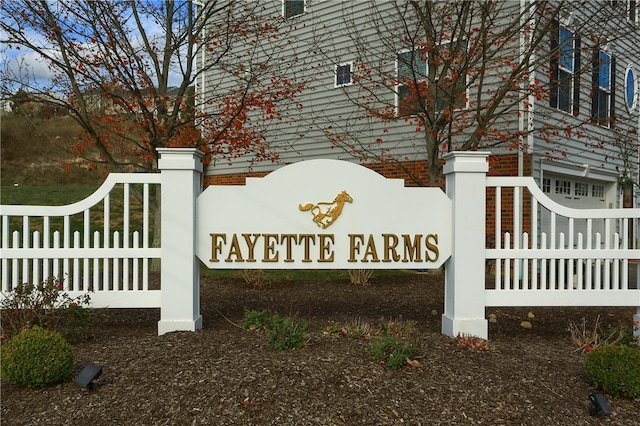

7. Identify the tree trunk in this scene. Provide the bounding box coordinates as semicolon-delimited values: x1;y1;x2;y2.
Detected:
150;189;162;272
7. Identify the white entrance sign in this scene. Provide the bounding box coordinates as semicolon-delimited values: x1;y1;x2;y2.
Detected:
3;149;640;340
196;159;452;269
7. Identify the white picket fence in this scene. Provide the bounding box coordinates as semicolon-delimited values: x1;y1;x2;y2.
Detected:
1;149;638;338
485;176;640;307
0;173;162;308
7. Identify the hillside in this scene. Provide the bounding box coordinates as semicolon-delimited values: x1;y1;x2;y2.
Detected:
0;114;104;188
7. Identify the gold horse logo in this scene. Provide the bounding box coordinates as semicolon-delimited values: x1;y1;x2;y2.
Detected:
299;190;353;229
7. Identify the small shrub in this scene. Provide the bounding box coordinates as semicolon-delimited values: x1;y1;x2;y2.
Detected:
567;316;631;353
241;269;267;287
604;323;638;348
267;313;309;350
0;279;93;341
370;334;416;370
242;309;271;331
321;318;374;339
0;326;74;387
349;269;373;286
343;318;374;339
584;344;640;399
452;333;496;351
382;315;416;338
321;322;345;336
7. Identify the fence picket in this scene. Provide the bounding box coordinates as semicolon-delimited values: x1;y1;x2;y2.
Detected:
613;235;620;289
541;233;547;290
73;231;80;291
33;231;40;285
133;231;140;291
53;231;60;288
576;233;583;290
22;216;30;285
558;233;565;290
522;232;529;289
1;216;8;290
93;231;100;291
504;232;511;290
43;216;50;285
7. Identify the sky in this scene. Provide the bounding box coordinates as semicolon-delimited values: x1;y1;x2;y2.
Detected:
0;2;184;96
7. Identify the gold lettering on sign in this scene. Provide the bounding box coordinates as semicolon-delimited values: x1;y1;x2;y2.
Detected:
403;234;422;262
382;233;400;262
209;233;439;264
263;234;279;262
243;234;259;262
299;234;316;262
299;191;353;229
280;234;297;262
425;234;439;262
210;233;226;262
318;234;335;262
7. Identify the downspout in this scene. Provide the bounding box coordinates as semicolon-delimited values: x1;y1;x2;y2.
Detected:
199;4;206;117
518;0;526;180
519;0;536;177
517;0;538;279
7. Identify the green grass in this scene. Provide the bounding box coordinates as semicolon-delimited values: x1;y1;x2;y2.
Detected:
1;184;151;246
1;185;100;206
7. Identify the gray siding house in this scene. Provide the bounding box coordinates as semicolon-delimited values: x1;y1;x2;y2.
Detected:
197;0;640;227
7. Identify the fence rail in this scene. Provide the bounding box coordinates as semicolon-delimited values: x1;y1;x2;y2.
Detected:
0;173;161;308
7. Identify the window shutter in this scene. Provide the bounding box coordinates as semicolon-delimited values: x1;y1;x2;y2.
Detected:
610;56;616;127
573;36;581;116
549;20;559;109
591;48;599;123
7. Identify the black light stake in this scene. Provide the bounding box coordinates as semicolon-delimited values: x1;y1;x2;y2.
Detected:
588;392;611;417
75;363;103;389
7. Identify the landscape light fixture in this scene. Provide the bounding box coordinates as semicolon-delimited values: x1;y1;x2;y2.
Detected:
588;392;611;417
75;362;103;389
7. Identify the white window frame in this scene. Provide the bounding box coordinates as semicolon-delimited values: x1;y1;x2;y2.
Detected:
283;0;305;19
624;64;638;112
593;49;612;127
395;41;468;117
575;182;589;197
556;25;575;114
628;0;639;25
396;47;427;116
592;184;605;199
555;179;571;195
335;62;354;88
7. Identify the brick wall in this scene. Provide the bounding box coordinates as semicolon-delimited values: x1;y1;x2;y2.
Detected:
486;154;533;248
204;171;269;186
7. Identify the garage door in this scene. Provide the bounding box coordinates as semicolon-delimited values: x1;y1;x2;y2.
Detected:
540;174;608;247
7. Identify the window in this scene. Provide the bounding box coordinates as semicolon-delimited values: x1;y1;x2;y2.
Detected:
625;65;638;112
335;63;353;87
550;25;580;114
283;0;304;19
542;178;551;193
575;182;589;196
397;48;427;116
396;41;467;116
555;179;571;195
592;184;605;198
591;50;615;127
628;0;638;25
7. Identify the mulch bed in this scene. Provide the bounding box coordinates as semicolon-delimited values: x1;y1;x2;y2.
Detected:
2;271;639;425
